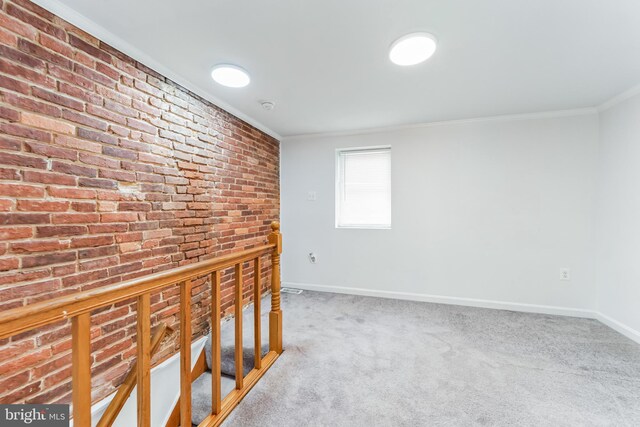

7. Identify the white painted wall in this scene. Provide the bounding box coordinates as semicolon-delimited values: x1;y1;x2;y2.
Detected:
596;90;640;340
281;112;599;315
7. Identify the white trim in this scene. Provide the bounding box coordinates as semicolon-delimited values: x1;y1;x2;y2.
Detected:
596;312;640;345
598;82;640;112
282;108;598;140
284;281;597;318
29;0;282;141
286;282;640;345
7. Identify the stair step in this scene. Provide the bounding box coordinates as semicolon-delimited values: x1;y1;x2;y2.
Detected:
205;298;271;377
191;371;236;426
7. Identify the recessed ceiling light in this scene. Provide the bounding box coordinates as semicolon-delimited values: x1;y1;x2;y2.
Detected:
389;32;437;66
211;64;250;88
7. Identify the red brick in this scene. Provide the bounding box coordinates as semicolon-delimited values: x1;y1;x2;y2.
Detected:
100;212;138;223
16;38;70;68
2;92;59;118
0;25;17;46
109;261;142;276
47;187;96;199
79;177;117;189
0;279;59;301
0;74;29;93
0;213;49;224
0;372;30;394
0;382;43;403
99;169;135;182
61;109;108;131
22;170;76;186
62;269;108;286
51;161;97;178
79;256;118;271
0;152;47;169
0;183;44;198
39;32;73;56
0;8;38;39
11;0;56;20
102;145;137;160
11;240;69;253
71;201;96;212
88;223;128;234
24;141;77;161
77;127;118;145
77;245;117;260
118;202;151;211
0;257;19;271
0;122;50;142
70;235;114;248
17;200;69;212
54;135;101;153
20;112;75;134
0;105;20;122
22;251;76;268
36;225;87;237
0;268;49;286
69;33;112;63
74;63;115;88
0;136;20;153
6;3;65;40
52;213;100;224
79;153;120;169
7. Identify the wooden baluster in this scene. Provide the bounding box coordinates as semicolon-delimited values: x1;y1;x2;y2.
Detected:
180;280;192;427
136;294;151;427
253;257;262;370
268;222;283;354
235;263;243;389
211;270;222;415
72;313;91;426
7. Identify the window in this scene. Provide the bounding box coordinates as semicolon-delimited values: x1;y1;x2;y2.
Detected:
335;147;391;229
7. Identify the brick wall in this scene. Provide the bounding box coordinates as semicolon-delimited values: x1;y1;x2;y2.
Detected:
0;0;279;405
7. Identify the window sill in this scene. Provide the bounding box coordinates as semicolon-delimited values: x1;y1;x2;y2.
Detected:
335;225;391;230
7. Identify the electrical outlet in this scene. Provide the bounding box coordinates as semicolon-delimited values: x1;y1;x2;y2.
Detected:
307;191;317;201
560;268;571;281
308;252;317;263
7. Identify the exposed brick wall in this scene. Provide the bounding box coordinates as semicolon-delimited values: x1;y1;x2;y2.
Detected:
0;0;279;405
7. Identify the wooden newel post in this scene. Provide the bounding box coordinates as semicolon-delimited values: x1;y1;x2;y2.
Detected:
268;221;283;354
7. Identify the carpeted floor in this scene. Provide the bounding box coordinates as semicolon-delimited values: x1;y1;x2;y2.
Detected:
222;290;640;426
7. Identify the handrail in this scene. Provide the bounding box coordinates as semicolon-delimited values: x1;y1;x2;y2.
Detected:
0;221;283;427
0;243;274;340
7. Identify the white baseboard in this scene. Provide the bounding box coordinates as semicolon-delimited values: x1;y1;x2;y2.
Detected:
596;312;640;345
285;282;640;345
284;282;597;318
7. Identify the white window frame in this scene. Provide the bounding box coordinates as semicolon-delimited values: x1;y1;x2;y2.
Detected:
335;145;392;230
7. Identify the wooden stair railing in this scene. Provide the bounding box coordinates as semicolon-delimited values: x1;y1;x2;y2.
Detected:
97;323;173;427
0;221;283;427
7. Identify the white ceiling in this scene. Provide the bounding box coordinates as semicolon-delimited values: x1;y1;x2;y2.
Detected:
37;0;640;138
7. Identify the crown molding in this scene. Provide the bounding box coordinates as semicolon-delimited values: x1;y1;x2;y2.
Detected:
283;107;598;141
598;82;640;112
